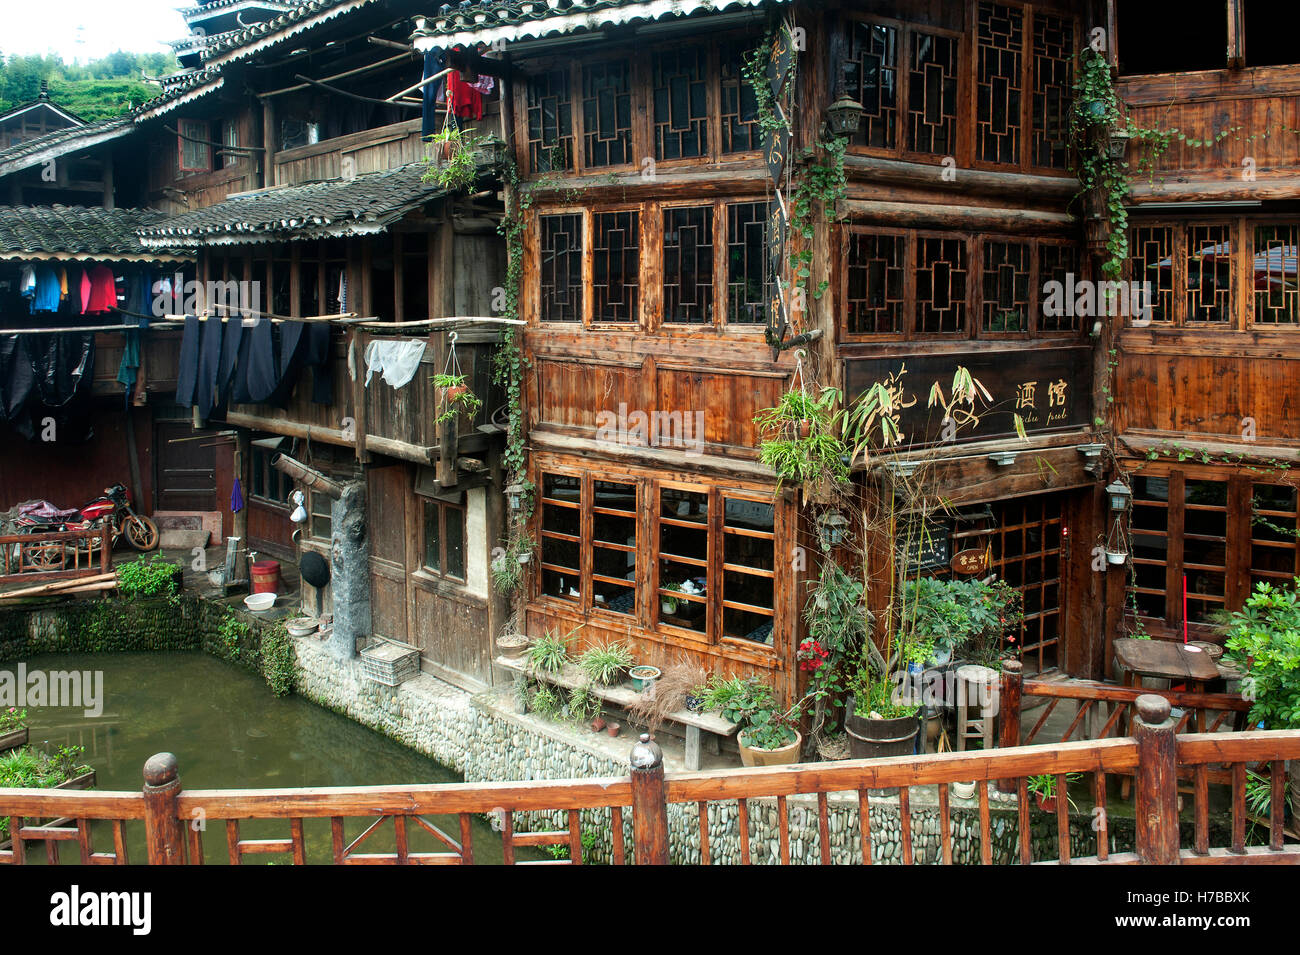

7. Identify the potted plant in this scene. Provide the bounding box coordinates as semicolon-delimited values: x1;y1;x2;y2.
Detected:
495;632;530;661
433;373;483;424
753;384;850;499
576;642;634;687
629;665;661;693
661;581;685;615
702;676;803;767
1027;773;1081;813
1223;579;1300;819
843;672;920;759
0;707;27;754
525;629;569;675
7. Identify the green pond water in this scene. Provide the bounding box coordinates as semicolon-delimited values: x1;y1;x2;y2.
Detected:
17;652;529;864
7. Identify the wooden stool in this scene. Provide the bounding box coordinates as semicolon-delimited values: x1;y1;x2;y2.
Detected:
955;665;998;751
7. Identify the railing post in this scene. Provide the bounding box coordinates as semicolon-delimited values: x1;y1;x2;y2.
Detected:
996;659;1022;794
1133;695;1180;865
142;752;186;865
99;524;112;575
629;734;669;866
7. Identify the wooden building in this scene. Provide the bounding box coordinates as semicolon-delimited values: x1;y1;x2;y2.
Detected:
408;0;1115;700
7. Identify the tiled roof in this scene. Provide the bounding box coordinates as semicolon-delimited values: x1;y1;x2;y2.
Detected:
199;0;385;63
0;205;180;259
0;117;134;179
136;161;453;248
411;0;785;50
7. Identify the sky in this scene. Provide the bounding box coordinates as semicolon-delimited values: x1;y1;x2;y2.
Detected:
0;0;189;62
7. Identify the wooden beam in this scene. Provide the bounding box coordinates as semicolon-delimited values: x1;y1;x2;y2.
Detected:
840;199;1077;235
844;154;1079;202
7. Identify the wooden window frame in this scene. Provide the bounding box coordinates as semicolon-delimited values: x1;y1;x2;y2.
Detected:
528;198;772;336
1124;462;1296;636
1121;216;1300;330
839;3;1078;175
177;118;213;174
536;469;639;620
512;29;763;179
421;496;467;583
249;447;289;508
840;226;1085;342
307;487;333;544
844;13;967;166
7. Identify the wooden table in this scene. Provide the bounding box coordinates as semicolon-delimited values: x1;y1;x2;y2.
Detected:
494;656;738;770
1113;637;1222;733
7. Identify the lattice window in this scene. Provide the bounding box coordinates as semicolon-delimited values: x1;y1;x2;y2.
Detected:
653;47;709;160
976;1;1024;165
720;40;761;153
907;31;958;156
1129;225;1174;323
1129;474;1170;621
540;472;581;602
526;69;573;173
663;205;714;324
658;487;710;635
1250;483;1299;588
1186;224;1232;323
1037;241;1081;332
1182;477;1228;622
539;214;582;323
987;495;1062;675
1032;12;1073;169
845;231;905;335
582;61;632;168
726;201;769;325
1253;224;1300;324
981;240;1031;333
845;21;898;150
593;210;639;323
915;236;967;334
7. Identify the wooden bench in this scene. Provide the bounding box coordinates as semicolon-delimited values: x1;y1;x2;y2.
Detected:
494;656;739;770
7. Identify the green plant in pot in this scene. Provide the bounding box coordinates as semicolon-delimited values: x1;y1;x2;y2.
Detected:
901;576;1023;669
433;372;483;424
704;676;802;766
577;642;634;687
1223;578;1300;819
1027;772;1081;813
753;384;849;500
843;669;920;760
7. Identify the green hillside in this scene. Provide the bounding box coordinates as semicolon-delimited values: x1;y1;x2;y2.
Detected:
0;51;179;122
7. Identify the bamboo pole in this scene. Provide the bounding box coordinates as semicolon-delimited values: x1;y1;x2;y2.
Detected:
0;576;119;600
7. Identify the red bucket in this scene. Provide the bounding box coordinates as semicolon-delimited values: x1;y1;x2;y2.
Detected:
251;560;281;595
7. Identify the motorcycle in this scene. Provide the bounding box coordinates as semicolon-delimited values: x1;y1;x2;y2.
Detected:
9;485;159;569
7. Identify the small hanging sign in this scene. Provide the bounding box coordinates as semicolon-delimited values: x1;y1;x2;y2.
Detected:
764;122;790;186
950;547;990;576
767;23;795;97
766;200;787;269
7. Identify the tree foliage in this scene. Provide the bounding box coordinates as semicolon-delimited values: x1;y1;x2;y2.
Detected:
0;51;178;121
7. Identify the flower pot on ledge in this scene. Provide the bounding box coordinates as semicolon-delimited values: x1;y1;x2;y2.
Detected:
738;729;803;768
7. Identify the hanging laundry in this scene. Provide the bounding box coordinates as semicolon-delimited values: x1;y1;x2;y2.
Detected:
174;315;201;408
231;477;245;514
29;265;62;313
470;74;495;97
117;271;151;399
82;264;118;314
216;315;244;406
421;49;444;140
242;317;280;404
0;335;34;425
19;265;36;300
194;316;223;417
364;338;426;389
446;68;483;120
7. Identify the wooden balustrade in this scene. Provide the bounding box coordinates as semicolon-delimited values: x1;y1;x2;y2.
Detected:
0;526;112;586
2;709;1297;865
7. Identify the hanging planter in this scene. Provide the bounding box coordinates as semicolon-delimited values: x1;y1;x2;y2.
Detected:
1106;125;1132;161
1106;548;1128;566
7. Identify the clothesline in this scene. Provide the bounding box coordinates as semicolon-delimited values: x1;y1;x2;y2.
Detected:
0;312;523;335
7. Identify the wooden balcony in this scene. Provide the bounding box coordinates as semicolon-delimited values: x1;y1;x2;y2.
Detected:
223;325;501;473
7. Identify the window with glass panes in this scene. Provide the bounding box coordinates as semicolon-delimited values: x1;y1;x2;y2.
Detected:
422;498;466;581
538;473;638;614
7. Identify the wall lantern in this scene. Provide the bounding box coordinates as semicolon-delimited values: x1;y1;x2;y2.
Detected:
988;451;1018;467
817;511;849;549
478;133;509;168
506;483;526;511
288;490;307;524
824;93;866;140
1106;480;1132;513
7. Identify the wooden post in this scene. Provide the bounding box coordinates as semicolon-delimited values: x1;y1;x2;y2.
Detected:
99;523;112;575
142;752;186;865
1133;695;1180;865
996;659;1022;794
629;734;669;865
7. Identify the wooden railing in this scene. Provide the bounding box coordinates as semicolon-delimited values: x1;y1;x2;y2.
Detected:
0;527;111;586
999;660;1252;749
2;697;1296;865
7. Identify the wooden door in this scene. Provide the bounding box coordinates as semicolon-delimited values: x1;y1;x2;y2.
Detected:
154;420;217;511
367;462;409;643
